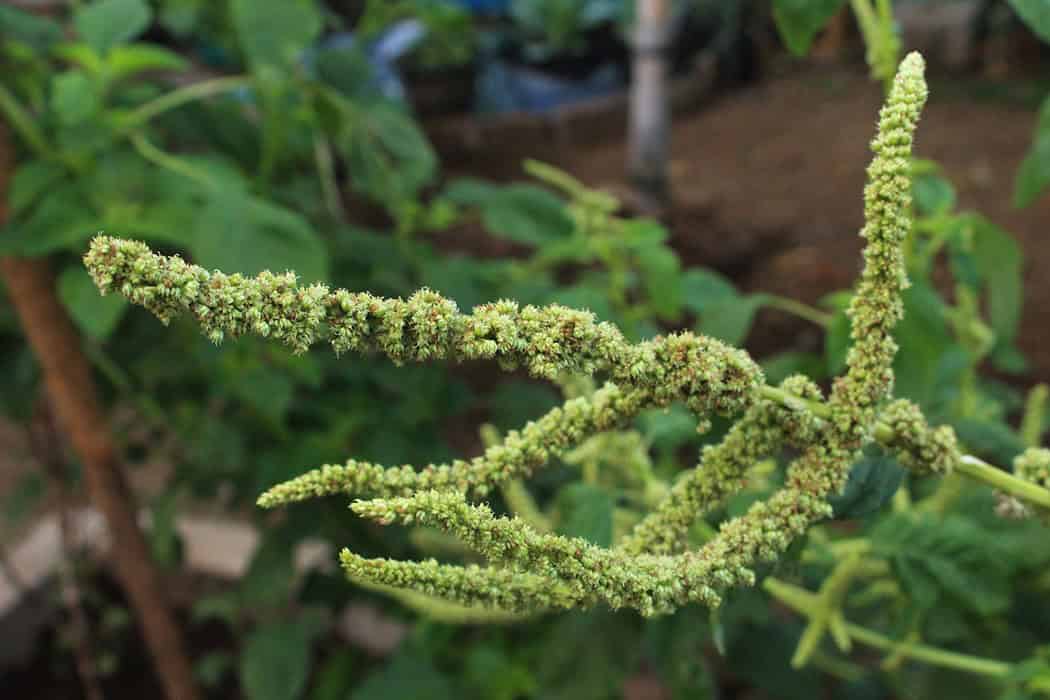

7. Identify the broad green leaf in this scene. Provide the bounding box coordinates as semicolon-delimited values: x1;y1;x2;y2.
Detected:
913;171;956;216
772;0;847;56
10;160;67;217
338;102;437;206
240;535;295;607
0;183;96;256
761;350;826;385
240;621;313;700
58;266;128;340
311;651;356;700
697;293;766;346
534;611;637;700
230;367;295;425
828;455;905;519
893;281;952;405
465;648;536;700
874;513;1015;616
1014;134;1050;208
231;0;321;69
1009;0;1050;44
51;71;99;125
74;0;151;54
353;653;456;700
107;43;188;81
556;483;614;547
195;651;234;688
480;184;573;246
0;5;63;52
680;267;737;314
192;191;329;282
971;216;1022;345
442;177;499;207
953;418;1025;465
635;243;682;319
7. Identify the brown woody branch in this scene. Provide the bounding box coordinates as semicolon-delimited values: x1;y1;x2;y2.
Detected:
0;126;200;699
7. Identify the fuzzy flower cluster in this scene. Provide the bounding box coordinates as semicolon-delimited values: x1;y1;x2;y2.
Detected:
1015;448;1050;490
84;54;944;618
877;399;960;475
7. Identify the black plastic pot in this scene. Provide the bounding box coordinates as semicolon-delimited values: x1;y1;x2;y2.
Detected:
403;60;479;117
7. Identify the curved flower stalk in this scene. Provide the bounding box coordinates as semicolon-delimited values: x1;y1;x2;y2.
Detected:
83;53;1050;621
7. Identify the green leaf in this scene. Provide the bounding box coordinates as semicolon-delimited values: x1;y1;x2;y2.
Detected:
873;513;1016;616
680;267;737;314
230;367;295;425
231;0;321;69
192;191;329;282
481;184;573;246
952;418;1025;465
51;71;99;125
195;651;234;688
74;0;151;54
772;0;847;56
913;171;957;216
353;652;456;700
58;266;128;341
311;651;356;700
465;648;536;700
240;621;313;700
442;177;499;206
828;455;905;519
534;611;637;700
0;5;63;52
761;351;826;385
107;43;188;81
893;281;953;405
240;535;295;607
697;294;766;346
10;160;67;217
0;183;96;256
1014;128;1050;208
556;483;614;547
629;222;682;319
971;216;1022;346
338;102;437;207
1009;0;1050;44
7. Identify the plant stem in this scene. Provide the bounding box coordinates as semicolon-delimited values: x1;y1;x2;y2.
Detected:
763;295;833;327
757;386;1050;510
0;83;54;160
0;124;201;700
122;76;250;128
130;132;216;188
765;578;1013;679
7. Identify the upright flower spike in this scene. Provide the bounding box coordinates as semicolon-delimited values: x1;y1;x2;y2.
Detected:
838;51;928;437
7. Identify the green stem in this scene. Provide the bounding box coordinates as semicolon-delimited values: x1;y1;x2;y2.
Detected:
765;578;1013;679
846;624;1011;678
129;132;216;188
122;76;250;129
763;295;833;327
758;386;1050;510
0;83;54;159
1021;383;1048;448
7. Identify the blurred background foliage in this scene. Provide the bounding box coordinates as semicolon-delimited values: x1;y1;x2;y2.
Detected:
2;1;1050;699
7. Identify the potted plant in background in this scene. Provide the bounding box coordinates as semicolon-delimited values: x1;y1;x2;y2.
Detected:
356;0;481;116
